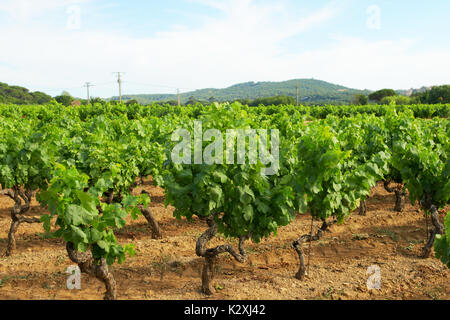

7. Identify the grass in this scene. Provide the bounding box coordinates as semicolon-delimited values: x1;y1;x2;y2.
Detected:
323;286;335;300
403;240;424;251
37;232;54;240
0;275;32;287
426;287;444;300
215;284;224;291
375;229;400;242
54;254;67;266
352;233;370;240
151;254;172;280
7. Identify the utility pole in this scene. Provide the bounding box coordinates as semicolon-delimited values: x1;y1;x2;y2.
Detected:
177;88;181;106
114;72;124;103
296;82;299;107
84;82;94;104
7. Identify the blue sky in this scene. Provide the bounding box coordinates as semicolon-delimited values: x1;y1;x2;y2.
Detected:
0;0;449;98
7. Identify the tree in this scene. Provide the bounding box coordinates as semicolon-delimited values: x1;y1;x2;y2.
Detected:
0;82;52;105
354;94;368;105
248;95;295;106
90;97;105;105
163;100;178;106
31;91;52;104
185;96;197;105
368;89;397;103
55;94;75;106
126;99;139;106
414;85;450;104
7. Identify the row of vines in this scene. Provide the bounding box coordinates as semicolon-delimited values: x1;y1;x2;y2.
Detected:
0;102;448;299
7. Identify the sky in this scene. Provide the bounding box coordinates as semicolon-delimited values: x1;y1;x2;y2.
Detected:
0;0;449;98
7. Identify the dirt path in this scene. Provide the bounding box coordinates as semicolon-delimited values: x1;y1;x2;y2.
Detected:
0;182;448;300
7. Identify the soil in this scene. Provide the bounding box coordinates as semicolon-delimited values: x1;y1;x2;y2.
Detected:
0;181;448;300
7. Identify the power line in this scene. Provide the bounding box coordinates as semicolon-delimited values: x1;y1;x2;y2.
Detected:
113;72;125;103
92;81;115;87
35;77;198;100
84;82;95;104
123;81;195;91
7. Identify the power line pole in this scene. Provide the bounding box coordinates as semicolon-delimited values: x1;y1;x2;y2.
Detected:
296;82;299;107
84;82;94;104
177;88;181;106
114;72;124;103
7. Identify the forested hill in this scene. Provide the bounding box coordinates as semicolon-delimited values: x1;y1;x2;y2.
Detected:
115;79;371;105
0;82;52;105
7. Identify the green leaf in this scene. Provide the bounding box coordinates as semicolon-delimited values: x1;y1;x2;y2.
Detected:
212;171;228;183
130;206;141;220
97;240;110;253
66;205;94;226
138;193;151;207
243;205;254;222
40;214;52;232
76;191;97;213
71;225;88;243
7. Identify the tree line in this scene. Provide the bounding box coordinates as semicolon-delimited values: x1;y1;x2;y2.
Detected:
354;85;450;105
1;82;449;107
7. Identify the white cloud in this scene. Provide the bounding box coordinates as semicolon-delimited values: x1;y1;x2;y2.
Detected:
278;36;450;90
0;0;448;98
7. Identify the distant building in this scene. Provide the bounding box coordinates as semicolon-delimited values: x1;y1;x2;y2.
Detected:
71;100;81;107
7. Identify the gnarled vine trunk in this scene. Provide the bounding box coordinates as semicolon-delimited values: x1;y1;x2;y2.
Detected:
196;213;249;295
104;189;163;240
421;205;444;259
383;180;407;212
138;205;162;239
359;199;367;216
66;242;117;300
293;217;337;281
292;236;308;280
394;190;407;212
1;187;40;256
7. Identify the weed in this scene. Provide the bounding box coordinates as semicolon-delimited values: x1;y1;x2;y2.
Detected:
215;284;224;291
54;254;66;266
352;233;369;240
324;286;334;299
426;287;443;300
376;229;399;242
0;274;32;287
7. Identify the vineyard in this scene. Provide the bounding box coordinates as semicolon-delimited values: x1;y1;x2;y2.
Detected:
0;102;448;300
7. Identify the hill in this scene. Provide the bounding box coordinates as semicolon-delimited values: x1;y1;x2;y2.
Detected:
0;82;52;105
112;79;371;105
